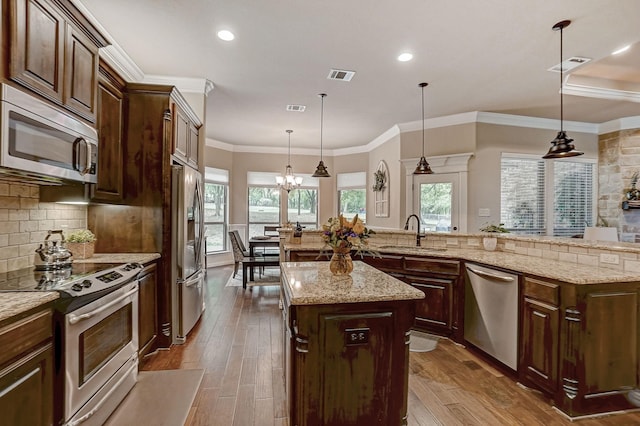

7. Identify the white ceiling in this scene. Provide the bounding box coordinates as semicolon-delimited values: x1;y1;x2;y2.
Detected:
76;0;640;151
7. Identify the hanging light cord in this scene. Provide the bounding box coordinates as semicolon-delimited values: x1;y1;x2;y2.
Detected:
320;94;325;161
559;24;564;133
421;84;425;157
287;130;292;165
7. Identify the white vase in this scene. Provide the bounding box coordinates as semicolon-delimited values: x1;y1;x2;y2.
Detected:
483;236;497;251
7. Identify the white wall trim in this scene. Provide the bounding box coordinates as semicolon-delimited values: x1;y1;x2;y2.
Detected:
599;116;640;135
143;75;214;96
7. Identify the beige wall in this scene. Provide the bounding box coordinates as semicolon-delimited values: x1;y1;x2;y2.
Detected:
368;133;402;229
400;124;476;159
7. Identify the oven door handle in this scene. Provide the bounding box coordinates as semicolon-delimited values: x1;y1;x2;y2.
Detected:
67;285;138;325
65;356;138;425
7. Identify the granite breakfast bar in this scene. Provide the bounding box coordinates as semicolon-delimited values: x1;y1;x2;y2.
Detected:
280;260;424;426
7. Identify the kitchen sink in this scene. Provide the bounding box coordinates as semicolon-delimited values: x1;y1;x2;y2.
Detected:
377;245;447;252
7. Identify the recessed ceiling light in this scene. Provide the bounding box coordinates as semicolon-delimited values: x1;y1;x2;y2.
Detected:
397;53;413;62
612;44;631;55
217;30;235;41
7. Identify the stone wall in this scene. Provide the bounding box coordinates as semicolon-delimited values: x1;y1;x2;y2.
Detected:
599;128;640;242
0;181;87;272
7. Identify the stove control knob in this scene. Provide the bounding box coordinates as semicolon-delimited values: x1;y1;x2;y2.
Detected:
71;283;83;292
82;279;92;288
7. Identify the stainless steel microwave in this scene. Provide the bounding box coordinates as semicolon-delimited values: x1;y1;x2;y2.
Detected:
0;84;98;184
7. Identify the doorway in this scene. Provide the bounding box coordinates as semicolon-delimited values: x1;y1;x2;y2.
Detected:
413;173;459;233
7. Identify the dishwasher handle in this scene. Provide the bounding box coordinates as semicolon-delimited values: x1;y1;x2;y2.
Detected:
467;266;515;282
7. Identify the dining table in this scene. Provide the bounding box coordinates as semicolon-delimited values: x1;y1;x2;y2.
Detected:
247;236;281;281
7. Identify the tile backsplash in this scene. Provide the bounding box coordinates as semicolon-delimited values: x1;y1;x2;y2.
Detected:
0;182;87;273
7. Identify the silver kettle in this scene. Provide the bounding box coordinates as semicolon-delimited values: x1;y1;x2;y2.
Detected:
35;230;73;270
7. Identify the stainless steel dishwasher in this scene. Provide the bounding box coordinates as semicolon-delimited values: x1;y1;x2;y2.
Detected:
464;263;519;370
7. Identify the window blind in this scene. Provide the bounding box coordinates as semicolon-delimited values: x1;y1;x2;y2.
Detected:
553;161;594;237
500;157;546;234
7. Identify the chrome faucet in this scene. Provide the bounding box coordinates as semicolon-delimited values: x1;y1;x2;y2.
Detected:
404;214;425;246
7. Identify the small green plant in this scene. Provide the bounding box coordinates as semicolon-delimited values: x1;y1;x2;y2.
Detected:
479;222;509;233
66;229;96;243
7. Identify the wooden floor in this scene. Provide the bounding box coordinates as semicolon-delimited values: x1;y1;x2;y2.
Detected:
141;266;640;425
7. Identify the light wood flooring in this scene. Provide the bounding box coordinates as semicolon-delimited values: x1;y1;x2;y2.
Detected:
141;266;640;425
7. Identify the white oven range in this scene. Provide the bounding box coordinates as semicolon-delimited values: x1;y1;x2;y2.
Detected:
0;262;142;425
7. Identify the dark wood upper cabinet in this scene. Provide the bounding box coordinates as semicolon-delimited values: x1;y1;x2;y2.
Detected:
92;61;125;203
172;102;200;168
6;0;107;122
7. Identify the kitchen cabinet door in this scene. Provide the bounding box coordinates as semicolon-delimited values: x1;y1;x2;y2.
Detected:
173;104;190;163
62;23;99;121
0;308;54;426
188;121;199;168
521;297;559;393
9;0;65;103
138;262;158;359
92;61;125;203
7;0;105;122
403;274;454;335
520;276;560;394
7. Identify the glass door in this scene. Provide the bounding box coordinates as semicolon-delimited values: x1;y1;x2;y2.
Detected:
413;173;459;233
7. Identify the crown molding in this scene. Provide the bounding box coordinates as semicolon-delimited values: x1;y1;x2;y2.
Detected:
599;116;640;135
143;75;214;96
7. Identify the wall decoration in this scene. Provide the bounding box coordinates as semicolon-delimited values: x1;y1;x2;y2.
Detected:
374;161;389;217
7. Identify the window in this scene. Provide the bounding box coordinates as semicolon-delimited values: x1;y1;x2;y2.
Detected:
287;174;319;228
337;172;366;221
248;172;281;237
500;154;596;236
204;167;228;253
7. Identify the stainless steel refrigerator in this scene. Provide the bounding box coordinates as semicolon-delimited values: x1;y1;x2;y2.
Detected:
171;163;205;344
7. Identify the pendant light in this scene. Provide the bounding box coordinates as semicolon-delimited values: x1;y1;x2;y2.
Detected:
312;93;330;178
414;82;433;174
275;130;303;192
542;20;583;159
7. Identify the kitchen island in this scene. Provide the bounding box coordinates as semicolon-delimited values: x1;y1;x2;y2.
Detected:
281;261;424;425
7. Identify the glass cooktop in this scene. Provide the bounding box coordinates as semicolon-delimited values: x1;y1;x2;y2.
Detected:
0;263;122;293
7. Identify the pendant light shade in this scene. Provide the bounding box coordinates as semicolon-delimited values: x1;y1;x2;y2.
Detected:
543;20;583;159
414;82;433;174
312;93;331;178
275;129;303;192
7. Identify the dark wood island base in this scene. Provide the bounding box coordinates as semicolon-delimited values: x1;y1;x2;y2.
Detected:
281;261;424;425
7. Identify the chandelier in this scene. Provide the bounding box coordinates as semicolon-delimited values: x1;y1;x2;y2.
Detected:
276;129;303;192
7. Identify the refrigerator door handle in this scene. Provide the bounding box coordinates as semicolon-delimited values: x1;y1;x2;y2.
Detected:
181;270;204;288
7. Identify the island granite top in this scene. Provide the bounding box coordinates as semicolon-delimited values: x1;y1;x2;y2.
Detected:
281;261;425;306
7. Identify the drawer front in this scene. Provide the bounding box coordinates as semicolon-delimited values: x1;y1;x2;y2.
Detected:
524;276;560;306
0;309;52;367
404;256;460;275
359;253;404;272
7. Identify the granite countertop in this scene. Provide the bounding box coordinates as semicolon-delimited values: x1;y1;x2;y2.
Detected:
281;261;425;306
0;292;58;322
73;253;161;264
284;243;640;285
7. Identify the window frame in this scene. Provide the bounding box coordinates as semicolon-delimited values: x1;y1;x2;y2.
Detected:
203;168;229;254
500;153;597;236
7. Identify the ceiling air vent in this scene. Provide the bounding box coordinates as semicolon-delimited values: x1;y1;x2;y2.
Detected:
327;69;355;81
286;104;306;112
547;56;591;73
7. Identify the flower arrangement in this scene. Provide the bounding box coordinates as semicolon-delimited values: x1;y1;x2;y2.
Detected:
322;214;375;252
66;229;97;243
479;222;509;233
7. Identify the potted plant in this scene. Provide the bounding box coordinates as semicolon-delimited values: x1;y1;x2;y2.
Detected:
479;222;509;251
66;229;97;259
